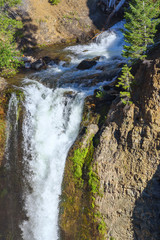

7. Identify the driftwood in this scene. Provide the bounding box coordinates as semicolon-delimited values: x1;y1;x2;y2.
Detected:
105;0;126;27
91;31;105;40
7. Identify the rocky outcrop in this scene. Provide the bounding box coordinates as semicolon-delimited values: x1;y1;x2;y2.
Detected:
60;59;160;240
94;59;160;239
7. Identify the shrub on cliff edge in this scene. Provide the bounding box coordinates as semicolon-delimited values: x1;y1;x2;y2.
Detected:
0;0;23;77
49;0;60;5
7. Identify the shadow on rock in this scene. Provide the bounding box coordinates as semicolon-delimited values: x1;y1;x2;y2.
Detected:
87;0;107;30
132;165;160;240
15;9;38;52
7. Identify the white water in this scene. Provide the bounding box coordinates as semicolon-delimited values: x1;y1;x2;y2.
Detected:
20;80;84;240
20;21;124;240
5;93;19;169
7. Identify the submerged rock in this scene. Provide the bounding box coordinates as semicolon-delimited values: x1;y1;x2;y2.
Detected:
42;56;53;65
24;62;31;69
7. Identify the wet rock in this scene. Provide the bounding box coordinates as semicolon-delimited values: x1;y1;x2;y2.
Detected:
116;62;126;68
42;56;52;65
103;85;111;91
22;56;35;63
104;93;116;102
24;62;31;69
77;59;97;70
31;58;44;70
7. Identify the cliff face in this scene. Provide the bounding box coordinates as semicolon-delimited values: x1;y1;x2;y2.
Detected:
94;59;160;239
60;59;160;239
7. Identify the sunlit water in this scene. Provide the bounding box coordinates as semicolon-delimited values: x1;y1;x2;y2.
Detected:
16;21;125;240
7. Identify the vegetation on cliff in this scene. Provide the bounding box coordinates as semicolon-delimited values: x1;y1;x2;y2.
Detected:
0;0;23;77
118;0;160;103
49;0;60;5
122;0;160;60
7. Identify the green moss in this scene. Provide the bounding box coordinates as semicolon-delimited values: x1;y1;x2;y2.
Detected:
94;211;107;239
88;165;99;194
72;146;88;186
71;134;94;187
60;95;111;239
71;135;107;238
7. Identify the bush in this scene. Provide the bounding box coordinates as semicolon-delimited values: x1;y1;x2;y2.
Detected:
0;0;23;77
0;41;22;77
49;0;60;5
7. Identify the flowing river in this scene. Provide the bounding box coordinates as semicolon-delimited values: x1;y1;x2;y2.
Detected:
6;21;124;240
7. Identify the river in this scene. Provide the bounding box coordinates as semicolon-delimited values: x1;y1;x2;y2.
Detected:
6;21;124;240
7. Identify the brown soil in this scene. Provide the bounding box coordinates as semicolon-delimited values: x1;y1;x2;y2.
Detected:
17;0;104;47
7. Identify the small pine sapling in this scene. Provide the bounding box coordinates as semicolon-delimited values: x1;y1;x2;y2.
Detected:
116;64;134;104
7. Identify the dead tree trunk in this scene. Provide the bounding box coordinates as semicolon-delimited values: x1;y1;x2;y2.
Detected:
105;0;126;28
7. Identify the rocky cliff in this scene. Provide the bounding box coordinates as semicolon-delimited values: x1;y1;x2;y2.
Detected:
60;59;160;239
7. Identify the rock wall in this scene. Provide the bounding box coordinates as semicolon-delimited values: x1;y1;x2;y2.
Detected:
95;59;160;239
60;59;160;240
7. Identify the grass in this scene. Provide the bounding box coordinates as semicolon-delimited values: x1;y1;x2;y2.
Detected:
63;12;80;22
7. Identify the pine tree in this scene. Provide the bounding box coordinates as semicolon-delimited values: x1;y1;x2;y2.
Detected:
123;0;160;61
116;64;134;104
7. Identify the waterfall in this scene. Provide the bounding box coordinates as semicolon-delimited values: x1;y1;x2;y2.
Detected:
20;80;84;240
8;21;126;240
5;93;19;169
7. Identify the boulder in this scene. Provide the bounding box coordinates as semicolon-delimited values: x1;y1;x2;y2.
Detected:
42;56;52;65
77;59;97;70
24;62;31;69
31;58;44;70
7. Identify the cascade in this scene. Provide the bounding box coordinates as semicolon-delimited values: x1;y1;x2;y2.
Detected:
4;21;124;240
20;81;84;240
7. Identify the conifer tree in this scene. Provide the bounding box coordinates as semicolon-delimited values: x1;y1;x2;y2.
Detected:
116;64;134;104
123;0;160;61
0;0;23;77
117;0;160;105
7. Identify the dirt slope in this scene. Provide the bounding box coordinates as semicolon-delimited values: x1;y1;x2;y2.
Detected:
17;0;102;47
